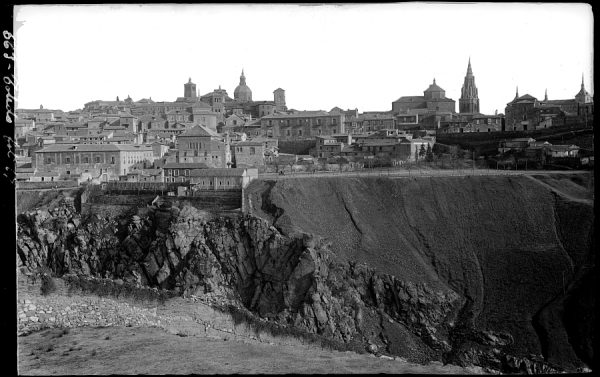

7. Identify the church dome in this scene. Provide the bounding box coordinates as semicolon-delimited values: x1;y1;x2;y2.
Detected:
234;69;252;102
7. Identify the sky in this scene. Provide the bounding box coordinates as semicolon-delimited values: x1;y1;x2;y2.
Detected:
14;3;594;114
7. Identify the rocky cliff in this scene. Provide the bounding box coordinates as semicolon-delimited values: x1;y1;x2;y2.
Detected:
17;173;595;373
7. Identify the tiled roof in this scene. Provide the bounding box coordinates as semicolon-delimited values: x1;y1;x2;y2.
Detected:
178;125;220;137
394;96;425;102
233;141;265;146
36;143;152;153
261;111;331;119
190;168;247;177
163;162;210;169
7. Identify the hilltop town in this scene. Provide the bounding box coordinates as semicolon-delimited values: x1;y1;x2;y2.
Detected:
15;61;595;375
14;60;594;191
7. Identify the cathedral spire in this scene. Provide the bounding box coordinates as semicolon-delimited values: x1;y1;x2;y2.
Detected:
581;73;585;90
516;86;519;98
544;88;548;101
459;58;479;114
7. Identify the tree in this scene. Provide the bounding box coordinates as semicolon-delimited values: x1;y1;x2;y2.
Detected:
425;144;434;162
419;144;426;159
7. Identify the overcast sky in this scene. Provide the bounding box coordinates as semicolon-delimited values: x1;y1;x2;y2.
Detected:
14;3;593;114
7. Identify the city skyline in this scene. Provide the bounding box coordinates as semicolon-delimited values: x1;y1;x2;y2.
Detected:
14;3;593;114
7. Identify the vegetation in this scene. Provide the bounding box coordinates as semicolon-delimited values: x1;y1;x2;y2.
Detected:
62;274;176;304
40;266;57;296
216;303;365;354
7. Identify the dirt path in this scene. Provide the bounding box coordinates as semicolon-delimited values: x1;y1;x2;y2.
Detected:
18;326;481;375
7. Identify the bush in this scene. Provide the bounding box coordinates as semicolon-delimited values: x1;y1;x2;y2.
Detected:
39;266;57;296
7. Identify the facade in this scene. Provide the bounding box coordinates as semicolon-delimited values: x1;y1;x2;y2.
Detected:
34;143;154;181
439;114;504;134
189;168;258;190
505;77;594;131
173;125;231;168
15;118;36;139
260;111;345;140
459;59;480;114
231;140;266;167
162;162;209;182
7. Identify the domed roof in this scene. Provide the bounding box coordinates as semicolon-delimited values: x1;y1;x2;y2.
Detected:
424;78;444;92
234;69;252;102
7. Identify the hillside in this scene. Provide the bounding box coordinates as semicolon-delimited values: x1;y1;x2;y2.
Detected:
245;173;595;371
17;173;594;373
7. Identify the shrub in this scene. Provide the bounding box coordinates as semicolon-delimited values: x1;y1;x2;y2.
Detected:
39;266;57;296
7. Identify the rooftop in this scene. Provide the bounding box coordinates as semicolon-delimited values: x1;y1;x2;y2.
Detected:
190;168;248;177
163;162;210;169
35;143;153;153
178;125;220;138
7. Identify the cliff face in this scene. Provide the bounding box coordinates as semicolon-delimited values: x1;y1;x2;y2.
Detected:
244;175;594;372
17;174;594;373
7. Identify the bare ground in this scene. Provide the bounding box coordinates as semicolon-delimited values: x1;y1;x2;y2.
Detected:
17;326;480;375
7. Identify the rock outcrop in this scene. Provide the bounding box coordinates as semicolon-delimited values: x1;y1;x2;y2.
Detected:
17;173;595;373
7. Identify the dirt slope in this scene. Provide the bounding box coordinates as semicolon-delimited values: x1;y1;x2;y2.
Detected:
245;174;594;370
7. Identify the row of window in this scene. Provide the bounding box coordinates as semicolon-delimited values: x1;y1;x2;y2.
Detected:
284;129;337;136
45;155;117;164
234;147;256;154
268;118;339;126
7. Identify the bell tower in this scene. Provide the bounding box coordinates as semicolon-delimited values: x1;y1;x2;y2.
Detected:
459;58;480;114
184;77;197;99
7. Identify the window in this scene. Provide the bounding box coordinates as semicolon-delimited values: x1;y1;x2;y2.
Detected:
46;158;52;164
286;129;290;136
65;157;71;164
174;169;179;176
185;170;189;176
95;156;100;163
298;130;302;136
250;147;255;155
84;157;89;163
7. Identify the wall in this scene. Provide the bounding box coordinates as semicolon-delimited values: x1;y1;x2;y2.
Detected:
17;181;79;190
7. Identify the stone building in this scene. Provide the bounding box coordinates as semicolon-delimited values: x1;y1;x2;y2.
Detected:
173;125;231;168
392;79;456;114
189;168;258;190
505;77;593;131
260;111;345;140
231;140;266;167
200;70;285;122
34;143;154;181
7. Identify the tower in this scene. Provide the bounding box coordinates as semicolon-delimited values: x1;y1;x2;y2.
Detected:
184;77;197;99
273;88;286;111
575;74;592;104
459;58;480;114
